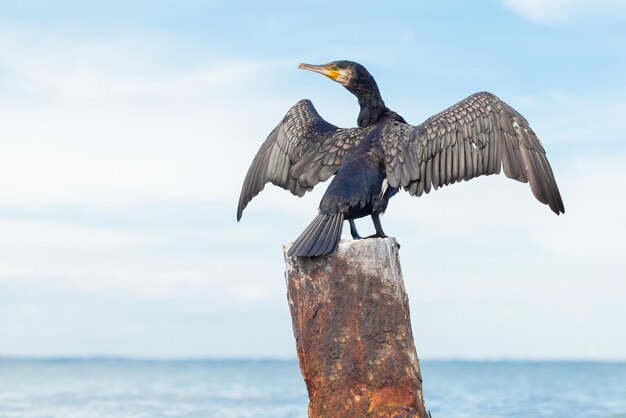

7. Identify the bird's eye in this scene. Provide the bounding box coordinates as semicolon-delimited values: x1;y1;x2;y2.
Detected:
332;65;338;71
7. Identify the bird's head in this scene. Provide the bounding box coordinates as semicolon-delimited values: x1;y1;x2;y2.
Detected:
298;60;385;127
298;60;376;92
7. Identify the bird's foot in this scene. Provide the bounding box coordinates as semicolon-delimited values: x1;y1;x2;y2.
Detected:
363;234;400;249
351;234;362;240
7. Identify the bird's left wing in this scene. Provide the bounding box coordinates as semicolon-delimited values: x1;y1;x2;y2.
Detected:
237;99;369;220
381;92;564;214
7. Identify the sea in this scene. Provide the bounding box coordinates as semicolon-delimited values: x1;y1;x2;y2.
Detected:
1;358;625;418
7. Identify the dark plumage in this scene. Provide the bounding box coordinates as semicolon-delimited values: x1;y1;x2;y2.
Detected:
237;60;565;257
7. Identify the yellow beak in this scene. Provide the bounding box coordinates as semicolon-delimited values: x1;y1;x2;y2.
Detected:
298;63;340;82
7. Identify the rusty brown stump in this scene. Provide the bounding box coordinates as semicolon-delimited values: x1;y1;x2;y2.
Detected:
284;237;428;418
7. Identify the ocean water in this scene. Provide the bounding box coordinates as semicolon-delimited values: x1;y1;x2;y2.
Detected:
0;359;625;418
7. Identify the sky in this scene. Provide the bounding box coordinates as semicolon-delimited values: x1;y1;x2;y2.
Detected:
1;0;625;360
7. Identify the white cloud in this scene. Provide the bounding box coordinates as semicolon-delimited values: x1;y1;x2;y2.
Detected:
0;25;292;206
0;23;256;97
0;218;159;250
227;283;273;303
503;0;626;23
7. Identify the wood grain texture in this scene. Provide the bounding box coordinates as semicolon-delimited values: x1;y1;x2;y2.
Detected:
284;238;428;418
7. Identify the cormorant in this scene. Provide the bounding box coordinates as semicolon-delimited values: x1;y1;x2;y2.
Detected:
237;60;565;257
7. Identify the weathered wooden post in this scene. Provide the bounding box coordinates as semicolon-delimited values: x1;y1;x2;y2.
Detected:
284;237;428;418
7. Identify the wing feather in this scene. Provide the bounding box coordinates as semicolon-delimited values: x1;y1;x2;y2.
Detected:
380;92;565;214
237;100;369;220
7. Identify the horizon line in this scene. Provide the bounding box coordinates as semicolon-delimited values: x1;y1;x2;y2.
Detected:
1;355;625;363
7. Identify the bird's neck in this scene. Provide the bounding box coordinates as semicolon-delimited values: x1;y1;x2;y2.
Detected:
348;85;387;127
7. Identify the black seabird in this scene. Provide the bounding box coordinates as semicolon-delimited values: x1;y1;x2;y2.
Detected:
237;61;564;257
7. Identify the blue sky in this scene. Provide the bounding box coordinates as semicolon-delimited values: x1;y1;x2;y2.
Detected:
1;0;625;359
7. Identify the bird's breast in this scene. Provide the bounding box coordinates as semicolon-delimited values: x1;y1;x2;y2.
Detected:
318;139;388;217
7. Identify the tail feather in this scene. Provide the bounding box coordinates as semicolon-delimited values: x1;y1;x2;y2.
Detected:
323;214;344;255
287;213;345;257
293;214;325;255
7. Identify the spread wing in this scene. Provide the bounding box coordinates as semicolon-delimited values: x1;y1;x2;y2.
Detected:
382;92;565;214
237;99;369;220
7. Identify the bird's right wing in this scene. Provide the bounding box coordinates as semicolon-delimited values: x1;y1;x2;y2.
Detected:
381;92;564;214
237;99;368;220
